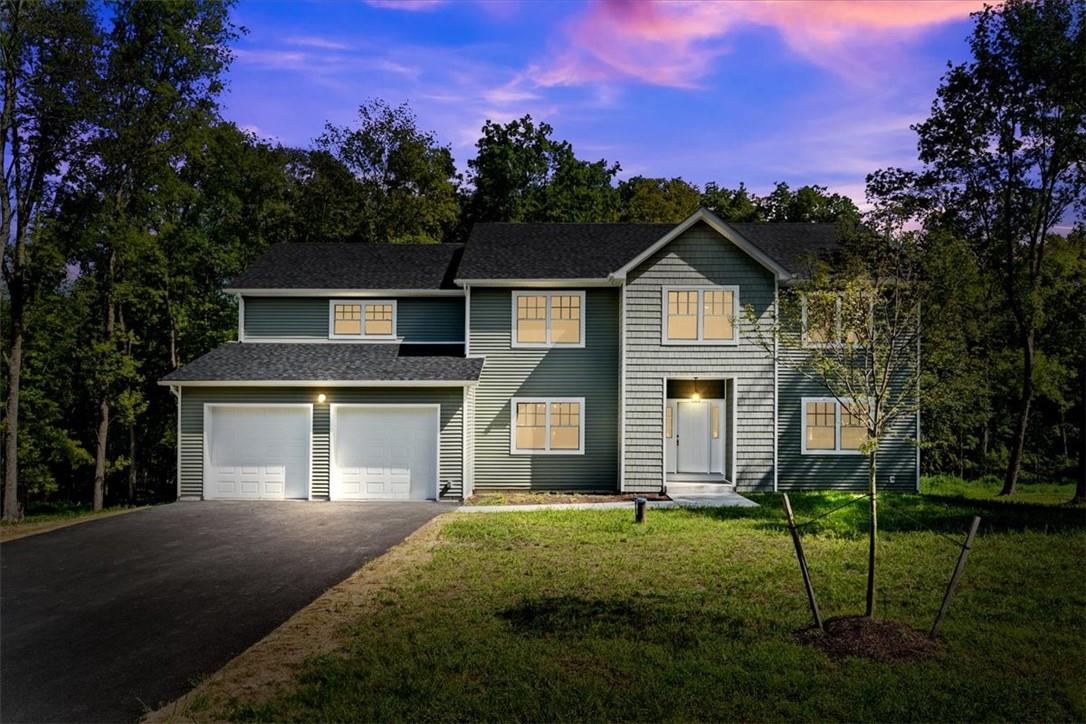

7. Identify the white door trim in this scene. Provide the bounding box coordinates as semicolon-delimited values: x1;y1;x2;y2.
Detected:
329;403;441;501
202;403;314;500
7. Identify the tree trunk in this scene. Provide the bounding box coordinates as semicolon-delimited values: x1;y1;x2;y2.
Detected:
3;314;23;522
92;254;117;512
128;423;137;503
1001;332;1035;496
865;452;878;618
1074;354;1085;505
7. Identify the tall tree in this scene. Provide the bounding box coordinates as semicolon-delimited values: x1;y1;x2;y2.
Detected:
1;0;98;521
700;182;762;222
316;100;460;244
911;0;1086;495
66;0;238;510
761;181;860;223
617;176;701;222
465;115;619;224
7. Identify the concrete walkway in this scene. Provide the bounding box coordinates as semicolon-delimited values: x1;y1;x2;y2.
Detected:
459;491;757;513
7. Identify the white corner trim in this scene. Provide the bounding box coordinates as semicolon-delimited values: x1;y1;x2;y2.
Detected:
773;276;779;492
237;294;245;342
509;396;586;455
609;208;792;281
659;285;741;346
510;290;587;349
464;284;472;357
618;283;626;492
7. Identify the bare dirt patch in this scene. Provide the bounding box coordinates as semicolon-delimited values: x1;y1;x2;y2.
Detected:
466;491;669;506
797;615;943;663
143;516;447;723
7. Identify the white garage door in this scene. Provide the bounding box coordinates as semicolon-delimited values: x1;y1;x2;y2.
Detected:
204;405;311;500
332;405;438;500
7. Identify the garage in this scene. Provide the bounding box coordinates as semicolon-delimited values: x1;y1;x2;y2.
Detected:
331;404;439;500
203;404;312;499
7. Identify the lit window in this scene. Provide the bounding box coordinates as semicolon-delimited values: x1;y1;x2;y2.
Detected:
802;398;866;454
803;293;861;346
665;406;673;438
511;398;584;454
664;287;738;343
364;303;393;336
333;303;361;336
711;404;721;439
330;299;396;338
512;291;585;347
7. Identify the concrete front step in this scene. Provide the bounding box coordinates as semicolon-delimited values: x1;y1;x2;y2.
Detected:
666;482;736;496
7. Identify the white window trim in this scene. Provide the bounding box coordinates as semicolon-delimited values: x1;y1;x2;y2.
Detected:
800;396;865;456
328;299;397;340
509;396;586;455
661;285;740;346
801;293;854;348
510;290;586;349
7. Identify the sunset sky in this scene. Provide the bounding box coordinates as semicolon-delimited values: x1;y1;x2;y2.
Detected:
223;0;987;207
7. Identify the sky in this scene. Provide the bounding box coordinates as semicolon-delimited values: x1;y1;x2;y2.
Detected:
222;0;988;208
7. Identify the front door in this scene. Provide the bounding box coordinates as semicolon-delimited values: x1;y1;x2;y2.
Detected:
676;400;711;473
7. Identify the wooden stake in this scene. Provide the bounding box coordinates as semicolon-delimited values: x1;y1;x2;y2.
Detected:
783;494;824;632
930;515;981;638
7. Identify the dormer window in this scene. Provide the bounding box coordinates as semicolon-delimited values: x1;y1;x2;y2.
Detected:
329;300;397;340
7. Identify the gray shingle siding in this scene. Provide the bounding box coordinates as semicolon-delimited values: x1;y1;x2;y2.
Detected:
469;287;619;490
243;296;465;342
178;386;464;500
623;221;777;493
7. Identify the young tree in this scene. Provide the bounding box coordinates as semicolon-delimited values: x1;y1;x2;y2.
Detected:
748;220;922;618
911;0;1086;496
316;100;460;244
1;0;98;521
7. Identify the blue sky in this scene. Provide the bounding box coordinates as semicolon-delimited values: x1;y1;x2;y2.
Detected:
221;0;985;207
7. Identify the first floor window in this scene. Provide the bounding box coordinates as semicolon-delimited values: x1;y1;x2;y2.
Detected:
511;398;584;454
802;397;867;454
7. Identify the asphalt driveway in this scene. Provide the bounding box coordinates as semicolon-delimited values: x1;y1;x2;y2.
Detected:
1;501;450;723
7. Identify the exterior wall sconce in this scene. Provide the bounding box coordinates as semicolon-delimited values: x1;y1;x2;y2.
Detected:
317;393;327;404
690;377;700;401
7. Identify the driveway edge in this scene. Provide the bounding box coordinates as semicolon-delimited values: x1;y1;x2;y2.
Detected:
143;513;450;723
0;506;150;543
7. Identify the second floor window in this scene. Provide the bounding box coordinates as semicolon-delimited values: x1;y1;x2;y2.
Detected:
663;286;739;344
512;291;585;348
329;300;397;340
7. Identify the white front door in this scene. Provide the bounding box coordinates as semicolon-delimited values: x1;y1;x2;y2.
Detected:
677;400;711;473
204;405;311;500
332;405;438;500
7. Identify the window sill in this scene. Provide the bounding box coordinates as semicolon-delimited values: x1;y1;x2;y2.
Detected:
509;449;586;456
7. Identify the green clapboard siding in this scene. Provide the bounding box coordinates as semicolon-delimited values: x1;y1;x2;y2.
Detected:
777;347;918;492
623;221;777;493
470;287;619;491
243;296;464;342
178;386;464;500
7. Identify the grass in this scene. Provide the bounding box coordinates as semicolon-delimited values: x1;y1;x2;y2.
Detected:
923;473;1080;506
0;502;147;541
215;480;1084;722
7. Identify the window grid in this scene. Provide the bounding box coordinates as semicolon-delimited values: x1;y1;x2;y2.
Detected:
664;287;738;343
511;398;584;454
512;292;584;347
803;398;866;454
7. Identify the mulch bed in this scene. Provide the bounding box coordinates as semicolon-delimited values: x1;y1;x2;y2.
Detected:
797;615;944;663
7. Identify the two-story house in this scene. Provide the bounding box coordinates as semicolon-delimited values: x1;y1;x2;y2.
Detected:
159;209;919;501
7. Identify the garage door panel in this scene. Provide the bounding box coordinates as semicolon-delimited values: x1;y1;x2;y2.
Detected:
333;406;437;501
205;406;310;500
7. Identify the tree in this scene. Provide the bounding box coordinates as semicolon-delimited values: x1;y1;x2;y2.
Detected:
617;176;701;222
700;182;762;222
64;0;238;511
1;0;99;521
761;181;860;223
316;100;460;244
910;0;1086;496
465;115;619;224
748;219;922;618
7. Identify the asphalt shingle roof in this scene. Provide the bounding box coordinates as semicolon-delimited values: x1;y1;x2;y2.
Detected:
229;243;464;290
458;223;673;280
161;343;484;383
459;220;840;279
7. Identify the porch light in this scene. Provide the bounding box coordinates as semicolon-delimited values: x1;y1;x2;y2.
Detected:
690;378;700;401
317;393;327;404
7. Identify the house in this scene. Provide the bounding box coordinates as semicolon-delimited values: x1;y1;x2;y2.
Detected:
159;209;919;501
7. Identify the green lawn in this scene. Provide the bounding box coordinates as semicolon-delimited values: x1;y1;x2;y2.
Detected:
225;482;1085;722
